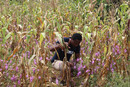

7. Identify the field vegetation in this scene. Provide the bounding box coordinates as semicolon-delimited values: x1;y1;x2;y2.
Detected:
0;0;129;87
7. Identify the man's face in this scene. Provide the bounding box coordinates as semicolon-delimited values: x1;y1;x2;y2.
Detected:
71;39;81;47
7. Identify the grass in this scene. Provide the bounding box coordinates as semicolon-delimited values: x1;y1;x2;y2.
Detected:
0;0;129;87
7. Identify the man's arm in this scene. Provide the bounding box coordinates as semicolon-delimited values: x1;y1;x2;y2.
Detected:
50;41;70;52
50;43;64;52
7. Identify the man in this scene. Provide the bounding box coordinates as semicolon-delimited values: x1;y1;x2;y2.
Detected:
50;33;82;71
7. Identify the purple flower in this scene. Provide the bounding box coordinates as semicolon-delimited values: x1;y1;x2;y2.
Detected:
28;51;30;58
111;68;114;73
6;73;9;76
0;38;2;41
5;65;8;70
43;41;45;44
83;65;86;69
38;76;41;79
81;60;83;63
76;58;80;62
24;36;26;40
102;63;104;66
56;78;59;84
3;72;5;74
33;68;35;73
46;57;50;61
96;66;99;69
0;59;3;62
86;42;88;45
94;68;97;72
14;85;16;87
13;55;16;58
116;45;119;49
107;68;109;70
20;74;22;78
113;62;116;65
115;52;117;55
77;71;81;77
9;60;12;63
7;86;11;87
74;65;76;69
26;75;28;78
18;80;21;85
2;44;4;47
11;75;17;81
95;52;99;56
50;52;53;55
37;69;39;71
91;71;93;75
124;49;127;53
34;59;37;65
78;66;81;71
110;64;112;68
112;48;115;53
16;66;18;72
30;76;34;82
39;57;42;60
86;70;90;73
92;60;94;64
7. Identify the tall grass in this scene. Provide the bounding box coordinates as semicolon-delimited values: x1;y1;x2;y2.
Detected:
0;0;129;86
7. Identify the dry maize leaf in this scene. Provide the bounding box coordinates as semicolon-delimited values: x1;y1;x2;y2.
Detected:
6;46;19;61
46;82;57;87
83;74;89;87
29;55;36;65
0;72;2;78
97;76;107;87
41;60;45;65
98;46;112;85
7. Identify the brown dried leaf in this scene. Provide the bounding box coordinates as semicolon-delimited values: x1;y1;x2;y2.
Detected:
6;46;19;61
0;72;2;78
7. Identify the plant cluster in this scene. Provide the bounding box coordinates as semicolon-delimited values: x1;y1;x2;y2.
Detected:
0;0;129;87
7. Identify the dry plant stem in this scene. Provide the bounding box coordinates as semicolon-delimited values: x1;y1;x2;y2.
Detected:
97;43;112;86
83;40;96;87
50;43;60;60
60;42;71;87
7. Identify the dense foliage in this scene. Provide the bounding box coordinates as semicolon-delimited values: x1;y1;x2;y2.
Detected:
0;0;129;87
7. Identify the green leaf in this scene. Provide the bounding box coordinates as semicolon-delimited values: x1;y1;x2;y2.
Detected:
75;25;79;29
54;32;63;45
104;45;107;57
2;27;7;38
26;35;31;43
40;32;45;46
84;25;88;33
57;23;61;34
120;4;128;13
4;32;12;41
3;32;12;44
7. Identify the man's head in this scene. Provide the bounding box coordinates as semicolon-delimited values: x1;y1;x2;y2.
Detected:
70;33;82;47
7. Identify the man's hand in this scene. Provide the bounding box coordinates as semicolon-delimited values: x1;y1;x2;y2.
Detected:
67;62;74;67
58;44;65;51
58;42;70;51
64;42;70;49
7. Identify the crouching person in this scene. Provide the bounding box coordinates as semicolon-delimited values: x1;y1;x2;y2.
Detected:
49;33;82;85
